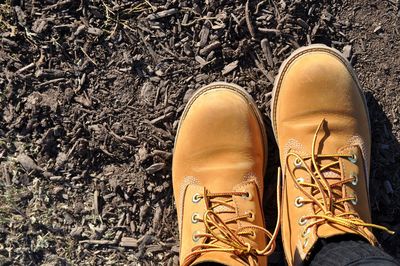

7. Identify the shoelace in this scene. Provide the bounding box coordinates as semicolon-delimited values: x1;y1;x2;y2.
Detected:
286;119;395;240
183;175;281;266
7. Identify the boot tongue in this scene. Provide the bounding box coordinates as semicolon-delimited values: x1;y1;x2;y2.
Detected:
191;251;248;266
317;223;354;239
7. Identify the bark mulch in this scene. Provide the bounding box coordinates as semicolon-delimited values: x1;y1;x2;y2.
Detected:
0;0;399;265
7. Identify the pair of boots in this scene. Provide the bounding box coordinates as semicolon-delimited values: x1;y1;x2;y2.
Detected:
172;45;393;265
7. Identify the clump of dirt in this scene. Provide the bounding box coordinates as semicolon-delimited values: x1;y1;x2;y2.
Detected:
0;0;399;265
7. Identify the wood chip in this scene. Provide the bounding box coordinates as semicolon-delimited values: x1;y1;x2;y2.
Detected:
147;9;178;20
245;0;256;38
222;60;239;75
199;22;210;48
145;163;165;174
50;175;63;181
296;18;310;30
195;55;207;67
120;237;138;248
16;154;41;172
152;205;162;230
199;41;221;56
261;38;274;67
258;28;281;35
87;27;103;36
93;190;100;216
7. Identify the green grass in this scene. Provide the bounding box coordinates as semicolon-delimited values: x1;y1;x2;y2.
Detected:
0;186;26;226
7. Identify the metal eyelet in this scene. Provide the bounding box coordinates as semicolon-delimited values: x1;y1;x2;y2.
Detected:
351;173;358;186
242;192;253;201
191;213;200;224
351;195;358;205
296;177;305;183
245;211;255;222
294;158;302;168
192;193;202;203
295;196;304;207
192;231;201;242
302;227;310;237
349;154;357;164
298;216;307;226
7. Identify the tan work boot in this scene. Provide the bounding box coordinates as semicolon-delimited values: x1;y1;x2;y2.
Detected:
271;44;394;266
172;82;278;266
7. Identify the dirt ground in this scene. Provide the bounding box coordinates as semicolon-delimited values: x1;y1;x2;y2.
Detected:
0;0;399;265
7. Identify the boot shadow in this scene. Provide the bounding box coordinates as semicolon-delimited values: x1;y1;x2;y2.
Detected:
365;92;400;258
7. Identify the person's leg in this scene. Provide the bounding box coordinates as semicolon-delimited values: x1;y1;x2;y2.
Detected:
309;237;399;266
271;44;396;266
172;82;278;265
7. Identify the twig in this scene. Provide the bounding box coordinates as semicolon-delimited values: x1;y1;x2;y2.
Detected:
16;63;34;74
79;239;114;245
80;47;98;66
150;112;174;124
258;28;281;35
101;1;116;16
93;190;100;216
67;139;80;158
2;164;11;186
108;129;137;144
252;53;274;84
154;86;161;107
38;78;65;87
42;0;72;11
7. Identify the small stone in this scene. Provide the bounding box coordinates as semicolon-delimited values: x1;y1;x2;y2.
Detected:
342;45;352;59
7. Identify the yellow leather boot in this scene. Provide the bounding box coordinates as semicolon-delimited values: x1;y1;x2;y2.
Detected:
271;44;394;266
173;82;278;266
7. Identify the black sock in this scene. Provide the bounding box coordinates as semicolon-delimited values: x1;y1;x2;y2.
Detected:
308;236;399;266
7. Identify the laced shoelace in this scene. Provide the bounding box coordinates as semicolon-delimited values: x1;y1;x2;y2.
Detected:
286;119;395;240
182;175;281;266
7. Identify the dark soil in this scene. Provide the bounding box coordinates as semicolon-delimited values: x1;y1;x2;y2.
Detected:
0;0;399;265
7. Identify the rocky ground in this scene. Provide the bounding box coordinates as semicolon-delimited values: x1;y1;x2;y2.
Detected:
0;0;399;265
